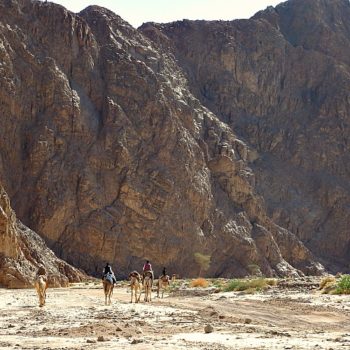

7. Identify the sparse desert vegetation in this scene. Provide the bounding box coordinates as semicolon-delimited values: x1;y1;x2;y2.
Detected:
319;274;350;295
1;277;350;349
224;278;277;293
190;278;209;288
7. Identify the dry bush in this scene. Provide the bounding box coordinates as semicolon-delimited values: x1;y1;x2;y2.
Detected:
194;253;211;276
190;278;209;288
242;287;257;294
319;276;336;290
266;279;277;286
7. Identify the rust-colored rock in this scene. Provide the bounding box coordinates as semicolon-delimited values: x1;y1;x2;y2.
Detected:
0;184;84;288
0;0;326;278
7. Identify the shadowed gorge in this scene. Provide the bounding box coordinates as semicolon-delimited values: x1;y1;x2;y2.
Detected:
1;0;348;278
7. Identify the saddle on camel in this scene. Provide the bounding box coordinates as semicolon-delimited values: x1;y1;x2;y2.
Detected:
157;267;171;298
128;271;142;303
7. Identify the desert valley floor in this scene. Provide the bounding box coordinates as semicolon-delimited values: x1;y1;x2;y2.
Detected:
0;278;350;349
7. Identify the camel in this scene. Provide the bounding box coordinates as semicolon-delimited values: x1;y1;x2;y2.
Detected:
157;274;171;298
34;275;48;307
143;271;153;302
129;271;142;303
102;274;114;305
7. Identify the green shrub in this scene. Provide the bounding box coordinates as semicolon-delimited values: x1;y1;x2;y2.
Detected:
225;279;243;292
336;274;350;294
224;278;273;293
211;279;224;289
321;274;350;295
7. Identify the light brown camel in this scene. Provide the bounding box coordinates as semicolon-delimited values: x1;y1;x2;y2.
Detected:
143;271;153;302
129;271;142;303
103;275;114;305
157;274;171;298
34;275;48;307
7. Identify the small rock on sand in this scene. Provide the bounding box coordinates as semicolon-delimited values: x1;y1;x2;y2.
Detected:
204;324;214;333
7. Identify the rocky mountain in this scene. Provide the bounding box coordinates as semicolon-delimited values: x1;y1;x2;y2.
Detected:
1;0;343;279
0;183;84;287
141;0;350;273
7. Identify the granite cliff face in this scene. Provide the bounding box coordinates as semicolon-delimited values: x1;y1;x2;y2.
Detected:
142;0;350;272
0;184;84;288
0;0;332;278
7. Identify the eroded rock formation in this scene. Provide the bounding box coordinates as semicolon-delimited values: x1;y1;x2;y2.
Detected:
0;0;333;278
0;184;84;288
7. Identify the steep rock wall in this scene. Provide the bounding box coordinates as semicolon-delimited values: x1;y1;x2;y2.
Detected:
142;0;350;272
0;0;324;277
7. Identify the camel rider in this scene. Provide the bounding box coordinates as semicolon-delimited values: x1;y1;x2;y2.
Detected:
36;264;46;277
35;264;48;282
162;267;167;277
102;263;116;284
142;260;154;284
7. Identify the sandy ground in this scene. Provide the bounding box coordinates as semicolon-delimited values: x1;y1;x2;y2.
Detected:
0;279;350;349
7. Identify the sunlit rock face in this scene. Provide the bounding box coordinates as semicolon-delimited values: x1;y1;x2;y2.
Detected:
0;184;84;288
141;0;350;273
0;0;326;278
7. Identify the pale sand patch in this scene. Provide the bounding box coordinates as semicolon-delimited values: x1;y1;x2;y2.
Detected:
0;280;349;349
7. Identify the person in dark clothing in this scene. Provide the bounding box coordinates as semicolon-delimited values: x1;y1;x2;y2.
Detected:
103;263;112;275
102;263;116;284
162;267;167;277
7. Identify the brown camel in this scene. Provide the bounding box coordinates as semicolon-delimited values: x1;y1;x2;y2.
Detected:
34;275;48;307
157;274;171;298
143;271;153;302
129;271;142;303
103;276;114;305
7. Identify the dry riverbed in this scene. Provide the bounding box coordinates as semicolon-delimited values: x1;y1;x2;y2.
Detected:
0;278;350;349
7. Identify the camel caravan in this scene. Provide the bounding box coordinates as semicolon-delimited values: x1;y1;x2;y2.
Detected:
34;260;172;307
